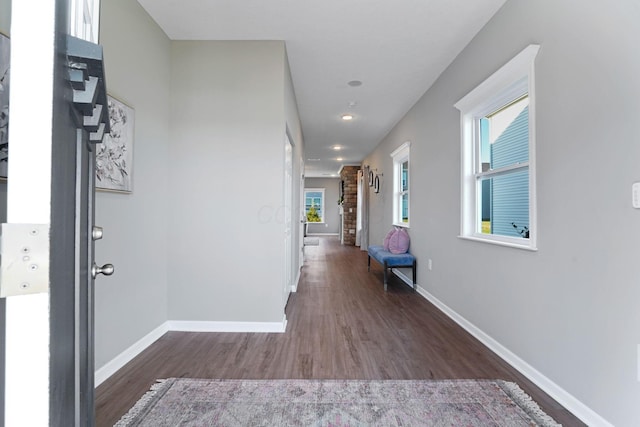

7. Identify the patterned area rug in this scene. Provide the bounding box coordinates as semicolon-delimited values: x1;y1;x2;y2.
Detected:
115;378;560;426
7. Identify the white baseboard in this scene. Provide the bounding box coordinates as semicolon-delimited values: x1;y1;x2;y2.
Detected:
291;269;301;293
95;317;288;387
94;321;169;387
392;269;415;290
415;285;613;427
305;233;339;236
167;317;287;333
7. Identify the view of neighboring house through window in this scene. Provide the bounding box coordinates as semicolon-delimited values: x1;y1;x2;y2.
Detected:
480;95;529;238
304;188;325;223
391;141;410;226
455;44;539;249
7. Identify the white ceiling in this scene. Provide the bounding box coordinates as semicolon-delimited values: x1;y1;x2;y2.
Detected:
137;0;507;177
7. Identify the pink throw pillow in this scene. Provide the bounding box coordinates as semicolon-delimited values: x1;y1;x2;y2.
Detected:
388;228;410;254
383;229;396;251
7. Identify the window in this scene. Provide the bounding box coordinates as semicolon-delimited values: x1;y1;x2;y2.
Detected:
70;0;101;43
454;45;539;250
391;142;410;226
304;188;325;223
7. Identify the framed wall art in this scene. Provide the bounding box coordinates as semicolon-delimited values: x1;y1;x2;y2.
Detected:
96;95;134;193
0;32;10;179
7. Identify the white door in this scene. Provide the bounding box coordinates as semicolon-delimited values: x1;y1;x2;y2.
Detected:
283;134;293;305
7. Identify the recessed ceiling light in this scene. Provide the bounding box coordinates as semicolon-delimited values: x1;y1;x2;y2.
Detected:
332;145;342;151
341;114;353;121
307;158;321;161
336;157;344;161
348;80;363;87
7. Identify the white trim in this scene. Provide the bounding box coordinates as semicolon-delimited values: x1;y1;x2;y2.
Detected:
390;141;411;158
391;268;414;288
5;2;57;425
94;322;169;387
94;317;288;387
454;45;540;112
291;268;301;293
168;317;288;334
458;235;538;251
306;232;339;236
304;187;326;223
455;44;539;250
415;286;613;427
391;141;411;226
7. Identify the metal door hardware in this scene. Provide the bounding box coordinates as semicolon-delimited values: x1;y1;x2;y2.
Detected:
0;223;50;297
92;226;104;240
91;263;114;278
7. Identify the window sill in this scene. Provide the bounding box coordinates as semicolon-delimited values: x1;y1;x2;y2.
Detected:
458;235;537;251
393;223;410;228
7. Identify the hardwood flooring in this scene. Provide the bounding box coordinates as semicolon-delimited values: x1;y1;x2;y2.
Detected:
96;236;584;426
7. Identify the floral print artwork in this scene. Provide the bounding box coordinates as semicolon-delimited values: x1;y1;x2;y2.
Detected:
97;96;134;192
0;33;10;178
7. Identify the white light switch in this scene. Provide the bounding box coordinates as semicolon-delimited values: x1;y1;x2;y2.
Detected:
633;183;640;209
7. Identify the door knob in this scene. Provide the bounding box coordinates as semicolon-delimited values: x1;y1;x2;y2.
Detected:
92;226;104;241
92;263;114;278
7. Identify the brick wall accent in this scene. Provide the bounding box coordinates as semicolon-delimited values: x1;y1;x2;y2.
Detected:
340;166;359;245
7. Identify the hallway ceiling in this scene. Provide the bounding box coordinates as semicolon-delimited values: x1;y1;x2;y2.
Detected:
137;0;507;177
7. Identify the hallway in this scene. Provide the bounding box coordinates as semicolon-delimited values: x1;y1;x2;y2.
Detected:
96;236;582;426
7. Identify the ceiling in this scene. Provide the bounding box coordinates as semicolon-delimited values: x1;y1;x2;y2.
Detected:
137;0;507;177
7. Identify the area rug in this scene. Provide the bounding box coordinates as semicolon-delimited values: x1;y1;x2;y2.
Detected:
115;378;560;426
304;237;320;246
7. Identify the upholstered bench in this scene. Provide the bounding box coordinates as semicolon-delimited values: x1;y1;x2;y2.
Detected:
367;245;417;291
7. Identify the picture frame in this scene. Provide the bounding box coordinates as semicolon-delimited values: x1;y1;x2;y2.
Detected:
96;95;134;193
0;32;10;180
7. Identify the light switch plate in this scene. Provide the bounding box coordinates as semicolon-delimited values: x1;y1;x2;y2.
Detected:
633;183;640;209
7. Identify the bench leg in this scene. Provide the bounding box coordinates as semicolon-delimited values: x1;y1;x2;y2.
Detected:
383;261;388;291
412;259;417;292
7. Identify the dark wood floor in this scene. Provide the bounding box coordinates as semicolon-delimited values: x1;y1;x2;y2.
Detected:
96;236;584;426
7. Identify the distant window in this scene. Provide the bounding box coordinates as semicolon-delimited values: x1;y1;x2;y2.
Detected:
391;142;410;227
455;45;539;250
304;188;325;223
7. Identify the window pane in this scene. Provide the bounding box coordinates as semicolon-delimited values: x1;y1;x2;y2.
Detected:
401;193;409;223
481;96;529;171
478;168;529;238
304;190;323;222
401;161;409;192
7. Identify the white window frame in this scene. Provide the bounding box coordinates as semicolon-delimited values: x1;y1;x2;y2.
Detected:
391;141;411;227
454;45;539;250
304;187;325;224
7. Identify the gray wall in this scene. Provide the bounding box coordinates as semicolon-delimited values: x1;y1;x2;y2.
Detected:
305;177;340;234
168;40;302;322
95;0;171;369
0;0;8;36
363;0;640;425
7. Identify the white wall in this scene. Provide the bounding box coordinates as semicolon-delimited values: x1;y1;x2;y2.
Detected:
363;0;640;425
168;41;294;323
95;0;171;369
305;177;341;234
